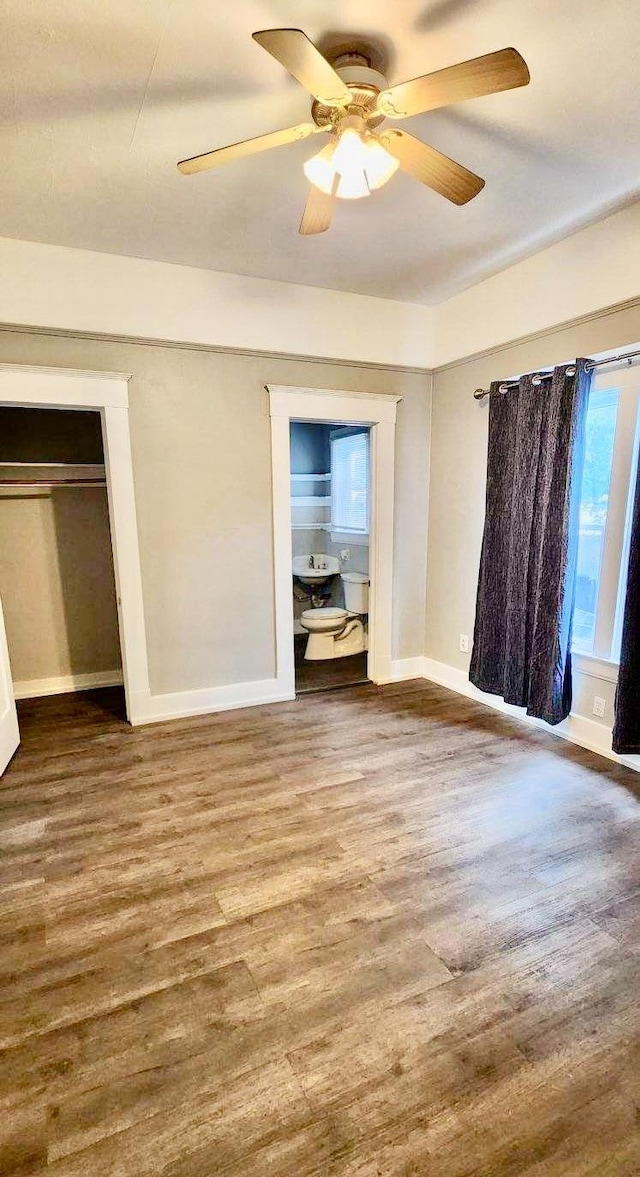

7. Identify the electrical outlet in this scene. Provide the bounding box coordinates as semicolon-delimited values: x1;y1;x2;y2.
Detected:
593;696;606;719
340;548;351;561
459;633;469;654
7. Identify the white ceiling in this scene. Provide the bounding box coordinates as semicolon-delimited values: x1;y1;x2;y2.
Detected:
2;0;639;305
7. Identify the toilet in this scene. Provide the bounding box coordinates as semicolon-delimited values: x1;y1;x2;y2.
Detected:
300;572;369;660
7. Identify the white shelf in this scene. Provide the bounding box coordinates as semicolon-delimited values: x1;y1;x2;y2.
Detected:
291;495;331;506
290;472;331;482
291;523;332;531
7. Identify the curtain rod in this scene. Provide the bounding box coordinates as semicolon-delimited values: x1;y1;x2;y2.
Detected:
473;347;640;401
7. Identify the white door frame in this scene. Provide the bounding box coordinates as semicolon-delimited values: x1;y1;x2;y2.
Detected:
267;385;400;696
0;591;19;772
0;364;150;724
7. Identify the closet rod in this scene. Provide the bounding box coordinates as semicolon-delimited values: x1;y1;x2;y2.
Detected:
0;461;103;467
473;347;640;400
0;480;106;488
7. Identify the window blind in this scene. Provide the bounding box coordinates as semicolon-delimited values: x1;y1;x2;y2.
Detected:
331;430;369;533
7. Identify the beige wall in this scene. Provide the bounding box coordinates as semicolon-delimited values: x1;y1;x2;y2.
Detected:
426;301;640;729
0;328;431;695
0;237;434;369
0;488;121;685
432;205;640;366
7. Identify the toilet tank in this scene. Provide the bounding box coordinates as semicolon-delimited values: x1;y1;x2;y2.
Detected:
341;571;369;613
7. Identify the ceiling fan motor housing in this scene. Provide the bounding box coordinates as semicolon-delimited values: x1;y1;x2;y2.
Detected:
312;56;388;129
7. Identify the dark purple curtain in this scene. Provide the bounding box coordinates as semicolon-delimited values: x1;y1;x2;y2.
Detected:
612;458;640;753
470;360;591;725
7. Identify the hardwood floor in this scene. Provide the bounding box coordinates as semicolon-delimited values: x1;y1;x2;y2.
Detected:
1;681;639;1176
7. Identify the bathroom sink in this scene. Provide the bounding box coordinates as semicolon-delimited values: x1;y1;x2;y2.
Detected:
292;554;340;585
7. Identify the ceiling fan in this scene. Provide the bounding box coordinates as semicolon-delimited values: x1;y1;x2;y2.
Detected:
177;28;530;235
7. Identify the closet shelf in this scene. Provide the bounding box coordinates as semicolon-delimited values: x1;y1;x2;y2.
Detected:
290;472;331;482
291;495;331;506
291;523;332;531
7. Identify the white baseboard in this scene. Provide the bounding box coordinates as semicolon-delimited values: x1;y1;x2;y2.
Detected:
387;656;427;683
132;657;425;725
422;657;640;774
13;669;123;700
131;675;295;726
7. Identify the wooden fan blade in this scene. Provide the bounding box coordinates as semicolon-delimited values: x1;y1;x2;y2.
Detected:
382;130;484;205
299;186;335;235
177;123;322;174
253;28;351;106
377;48;530;118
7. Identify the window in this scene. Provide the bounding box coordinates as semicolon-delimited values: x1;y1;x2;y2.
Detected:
330;428;369;535
573;388;618;650
573;365;640;661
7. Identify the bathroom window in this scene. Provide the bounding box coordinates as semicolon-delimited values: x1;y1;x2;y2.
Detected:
330;428;369;536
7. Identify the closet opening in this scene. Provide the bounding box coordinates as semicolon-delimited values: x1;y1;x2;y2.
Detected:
0;405;125;721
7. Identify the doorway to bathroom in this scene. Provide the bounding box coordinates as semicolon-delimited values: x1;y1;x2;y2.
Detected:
268;385;400;702
291;421;371;693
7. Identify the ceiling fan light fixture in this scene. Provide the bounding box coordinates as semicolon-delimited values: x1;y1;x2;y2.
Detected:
362;136;400;190
303;141;337;195
331;124;370;174
303;117;398;202
334;168;371;201
330;121;372;199
304;133;372;200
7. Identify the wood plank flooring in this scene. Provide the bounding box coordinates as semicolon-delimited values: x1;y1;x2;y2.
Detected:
1;680;639;1176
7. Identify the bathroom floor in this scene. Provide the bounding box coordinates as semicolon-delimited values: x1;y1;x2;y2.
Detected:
294;634;369;694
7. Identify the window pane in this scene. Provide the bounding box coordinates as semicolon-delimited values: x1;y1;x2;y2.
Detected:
573;387;618;651
611;406;640;661
331;431;369;533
